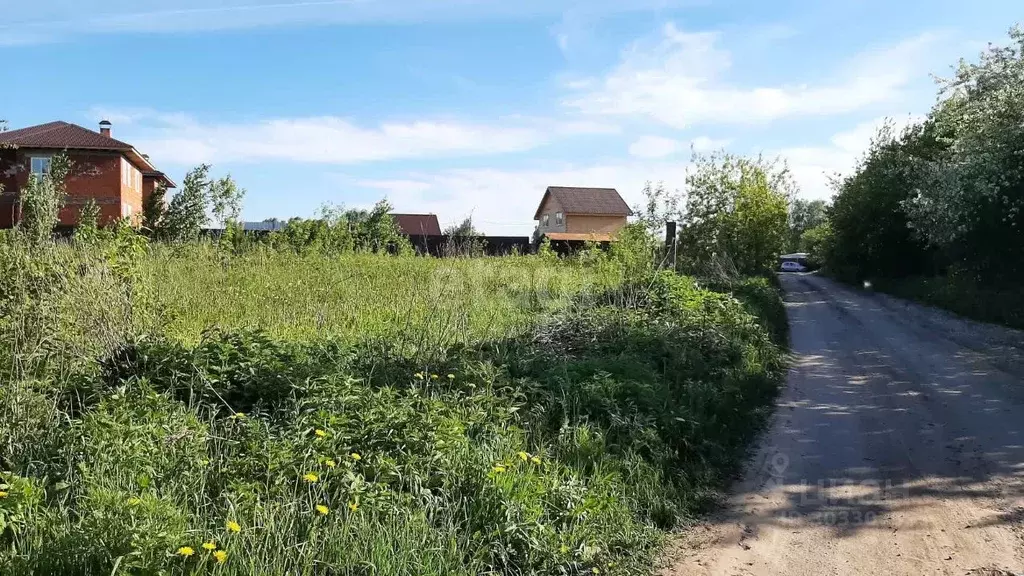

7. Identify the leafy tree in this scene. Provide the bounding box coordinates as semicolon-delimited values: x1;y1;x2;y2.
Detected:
800;222;834;268
828;120;943;281
74;199;102;244
788;199;828;252
142;182;168;235
160;164;211;242
903;26;1024;284
634;181;681;237
443;216;480;238
678;152;793;276
268;199;409;255
442;216;484;256
209;174;246;227
17;153;70;246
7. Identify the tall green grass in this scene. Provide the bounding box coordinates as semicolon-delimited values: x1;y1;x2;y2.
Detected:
144;244;623;348
0;237;785;576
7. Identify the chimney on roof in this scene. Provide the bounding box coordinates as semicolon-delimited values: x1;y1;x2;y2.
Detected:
99;120;112;137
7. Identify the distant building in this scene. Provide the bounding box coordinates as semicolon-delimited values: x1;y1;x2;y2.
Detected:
533;186;632;242
242;220;286;232
391;213;441;237
0;120;175;228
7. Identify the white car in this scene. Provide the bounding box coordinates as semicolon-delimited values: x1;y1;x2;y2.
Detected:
780;261;807;273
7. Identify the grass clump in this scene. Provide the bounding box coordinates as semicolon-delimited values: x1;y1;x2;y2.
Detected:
0;234;785;575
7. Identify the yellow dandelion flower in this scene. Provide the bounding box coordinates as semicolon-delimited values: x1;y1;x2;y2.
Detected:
517;451;529;461
202;542;217;551
592;568;600;574
225;520;241;533
325;459;337;469
531;456;541;464
314;429;328;438
350;452;361;461
559;544;570;554
0;491;8;499
176;546;195;557
348;501;359;512
414;372;424;379
213;550;228;564
430;374;439;380
303;472;319;483
230;412;247;420
492;464;506;473
447;373;455;380
315;504;330;516
126;497;141;506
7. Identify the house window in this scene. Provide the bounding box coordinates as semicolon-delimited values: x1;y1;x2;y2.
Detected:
122;203;133;218
30;157;51;180
542;214;550;227
555;212;564;225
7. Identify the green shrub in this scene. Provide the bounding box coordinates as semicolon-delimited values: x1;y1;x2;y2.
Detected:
0;240;786;575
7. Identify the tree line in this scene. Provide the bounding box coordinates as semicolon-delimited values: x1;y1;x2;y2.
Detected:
818;25;1024;287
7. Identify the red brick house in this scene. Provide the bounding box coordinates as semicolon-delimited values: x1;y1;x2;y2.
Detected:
534;186;632;242
0;121;176;228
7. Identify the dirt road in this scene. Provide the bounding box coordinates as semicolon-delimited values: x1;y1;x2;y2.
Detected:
666;273;1024;576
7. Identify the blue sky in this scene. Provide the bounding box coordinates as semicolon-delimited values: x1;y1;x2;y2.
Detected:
2;0;1020;234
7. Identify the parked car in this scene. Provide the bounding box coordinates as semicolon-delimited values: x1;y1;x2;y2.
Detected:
780;261;807;273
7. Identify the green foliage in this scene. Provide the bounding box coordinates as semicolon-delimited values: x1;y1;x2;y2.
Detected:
209;174;246;227
73;199;102;245
788;199;828;252
142;182;168;235
825;26;1024;291
902;26;1024;284
267;200;411;255
678;152;793;277
633;181;681;236
826;121;939;281
703;275;789;346
0;235;785;575
17;153;70;247
442;216;485;256
799;222;833;269
872;275;1024;330
161;164;212;242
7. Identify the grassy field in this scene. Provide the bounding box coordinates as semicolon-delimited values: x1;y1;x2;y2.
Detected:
144;244;623;346
0;237;786;576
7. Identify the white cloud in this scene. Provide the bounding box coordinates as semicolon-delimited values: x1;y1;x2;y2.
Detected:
777;114;926;200
691;136;731;151
629;136;682;159
629;135;731;158
111;111;614;166
565;22;941;128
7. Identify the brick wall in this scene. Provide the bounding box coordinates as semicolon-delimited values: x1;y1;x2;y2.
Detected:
0;149;143;227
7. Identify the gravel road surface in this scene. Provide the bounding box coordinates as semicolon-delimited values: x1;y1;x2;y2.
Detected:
666;273;1024;576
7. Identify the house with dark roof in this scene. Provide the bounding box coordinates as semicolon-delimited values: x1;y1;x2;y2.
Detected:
391;213;442;237
0;120;176;228
533;186;633;242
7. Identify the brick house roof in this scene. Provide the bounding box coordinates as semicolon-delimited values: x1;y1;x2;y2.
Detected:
534;186;633;219
0;121;134;150
392;213;442;236
0;121;176;187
